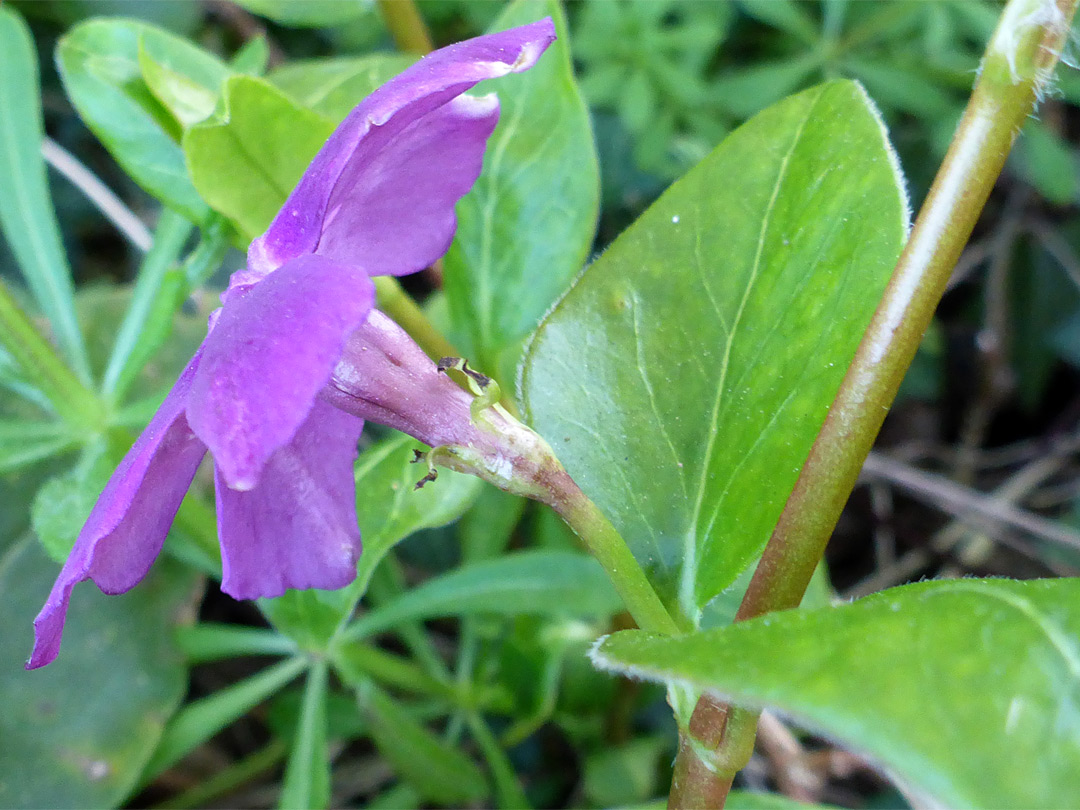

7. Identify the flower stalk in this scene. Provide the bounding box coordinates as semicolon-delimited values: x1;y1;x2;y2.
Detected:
668;0;1080;806
376;0;434;55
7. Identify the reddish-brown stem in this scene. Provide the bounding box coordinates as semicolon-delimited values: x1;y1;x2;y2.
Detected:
667;1;1079;806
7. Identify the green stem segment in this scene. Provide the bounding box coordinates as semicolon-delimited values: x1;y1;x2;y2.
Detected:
376;0;434;54
668;1;1079;807
0;278;104;427
550;484;682;637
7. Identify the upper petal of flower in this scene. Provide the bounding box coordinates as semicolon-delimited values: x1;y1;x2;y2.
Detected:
247;18;556;277
214;399;364;600
186;254;375;491
27;353;208;669
314;92;499;276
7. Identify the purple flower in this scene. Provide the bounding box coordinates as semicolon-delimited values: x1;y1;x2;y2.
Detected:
27;19;557;670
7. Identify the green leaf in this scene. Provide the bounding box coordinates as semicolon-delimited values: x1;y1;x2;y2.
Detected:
144;657;308;779
584;737;668;807
353;433;483;585
233;0;374;28
175;623;297;663
459;485;526;562
1013;118;1080;206
269;53;415;122
593;578;1080;809
443;0;600;380
0;8;90;381
184;75;334;239
231;35;270;75
346;550;623;640
260;434;481;648
736;0;819;44
30;438;117;563
279;661;331;810
101;209;193;401
361;684;489;805
521;81;908;620
0;420;77;475
56;19;213;223
712;56;819;119
0;537;199;808
138;33;228;129
466;712;530;810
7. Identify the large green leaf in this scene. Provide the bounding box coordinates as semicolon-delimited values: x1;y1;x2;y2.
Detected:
593;578;1080;809
0;537;199;808
184;75;334;240
56;19;215;222
260;434;481;647
521;80;908;620
443;0;600;381
0;8;90;381
345;550;623;640
269;54;415;122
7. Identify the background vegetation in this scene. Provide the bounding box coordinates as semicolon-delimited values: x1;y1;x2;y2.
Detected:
3;1;1080;807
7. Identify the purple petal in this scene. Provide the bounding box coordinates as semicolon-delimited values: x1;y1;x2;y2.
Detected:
315;93;499;276
215;399;364;600
186;254;374;491
27;354;208;669
247;18;556;277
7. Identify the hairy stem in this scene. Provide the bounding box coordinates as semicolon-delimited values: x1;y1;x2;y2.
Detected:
668;1;1079;806
737;0;1078;623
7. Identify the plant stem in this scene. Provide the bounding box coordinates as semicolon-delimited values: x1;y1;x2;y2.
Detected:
668;1;1078;806
374;277;459;361
737;0;1078;624
549;483;683;636
0;278;104;427
376;0;434;54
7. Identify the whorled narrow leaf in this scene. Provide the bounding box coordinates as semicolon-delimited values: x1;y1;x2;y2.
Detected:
443;0;600;382
592;578;1080;809
345;550;623;640
522;80;908;621
56;19;218;223
0;8;90;381
100;210;194;401
361;683;489;805
0;421;77;475
143;656;308;779
279;660;331;810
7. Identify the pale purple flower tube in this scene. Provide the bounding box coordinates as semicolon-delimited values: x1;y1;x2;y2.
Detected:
27;18;556;670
